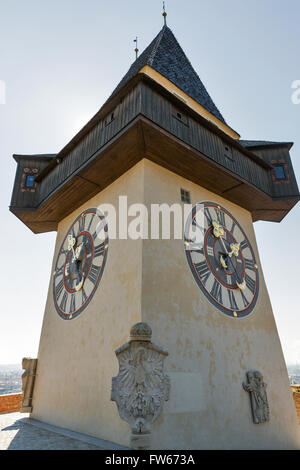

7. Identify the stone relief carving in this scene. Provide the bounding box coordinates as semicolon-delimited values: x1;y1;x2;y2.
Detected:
111;322;170;449
21;357;38;413
243;370;270;424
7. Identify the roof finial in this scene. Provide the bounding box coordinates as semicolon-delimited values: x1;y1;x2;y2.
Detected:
133;37;139;60
162;2;167;26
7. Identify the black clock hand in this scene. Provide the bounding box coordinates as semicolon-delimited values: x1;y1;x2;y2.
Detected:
224;252;244;287
218;236;245;289
73;244;86;291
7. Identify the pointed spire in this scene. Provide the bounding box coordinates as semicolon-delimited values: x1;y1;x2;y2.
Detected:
162;2;167;26
109;26;226;124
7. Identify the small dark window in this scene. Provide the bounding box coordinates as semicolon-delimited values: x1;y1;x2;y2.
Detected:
180;188;191;204
104;111;115;126
25;175;35;188
274;165;286;180
172;106;188;126
224;143;233;161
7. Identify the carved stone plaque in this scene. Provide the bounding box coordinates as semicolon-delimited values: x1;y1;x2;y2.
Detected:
21;357;37;413
111;322;170;448
243;370;270;424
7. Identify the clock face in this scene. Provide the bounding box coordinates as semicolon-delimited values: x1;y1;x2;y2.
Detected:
184;201;259;318
53;208;109;320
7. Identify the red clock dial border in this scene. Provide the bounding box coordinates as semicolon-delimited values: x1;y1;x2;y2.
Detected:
185;201;259;318
53;208;109;320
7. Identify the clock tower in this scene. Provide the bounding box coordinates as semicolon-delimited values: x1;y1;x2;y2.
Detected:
10;25;300;449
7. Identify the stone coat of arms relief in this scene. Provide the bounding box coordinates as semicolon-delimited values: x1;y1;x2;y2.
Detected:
111;322;170;449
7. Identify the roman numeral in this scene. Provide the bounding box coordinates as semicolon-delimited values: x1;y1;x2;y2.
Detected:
186;241;204;254
56;279;64;299
87;214;94;232
245;274;256;295
192;217;205;236
81;287;88;304
94;242;105;258
194;261;210;286
230;220;236;234
215;208;226;227
92;220;105;240
78;215;85;232
100;218;108;233
210;279;223;304
240;240;248;251
60;292;68;312
228;289;238;310
60;247;68;257
70;294;76;313
56;264;64;278
88;264;99;284
244;258;255;271
204;208;212;225
206;246;214;257
241;290;249;308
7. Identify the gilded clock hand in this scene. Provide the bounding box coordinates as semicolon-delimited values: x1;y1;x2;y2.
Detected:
212;220;224;238
66;235;85;291
219;243;240;267
67;234;76;260
74;243;86;292
65;234;77;277
228;243;240;258
74;269;84;292
221;249;245;291
213;227;245;290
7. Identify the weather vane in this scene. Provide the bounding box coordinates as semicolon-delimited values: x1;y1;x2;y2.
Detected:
133;37;139;60
162;2;167;26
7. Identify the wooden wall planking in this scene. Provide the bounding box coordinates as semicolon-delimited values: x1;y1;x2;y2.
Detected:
10;80;299;223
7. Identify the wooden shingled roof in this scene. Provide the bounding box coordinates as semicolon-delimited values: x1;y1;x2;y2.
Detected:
108;25;226;124
9;25;300;233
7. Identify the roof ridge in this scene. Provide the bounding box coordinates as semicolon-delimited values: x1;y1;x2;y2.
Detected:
147;25;167;67
240;139;292;147
158;26;202;84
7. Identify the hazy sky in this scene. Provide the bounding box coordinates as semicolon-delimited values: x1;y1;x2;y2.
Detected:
0;0;300;365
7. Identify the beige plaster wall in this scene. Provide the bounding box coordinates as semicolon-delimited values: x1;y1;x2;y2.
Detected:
141;159;300;449
32;161;145;447
32;158;300;449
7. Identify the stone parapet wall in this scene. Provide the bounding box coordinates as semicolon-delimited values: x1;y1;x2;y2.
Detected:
291;386;300;424
0;388;299;424
0;393;22;413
